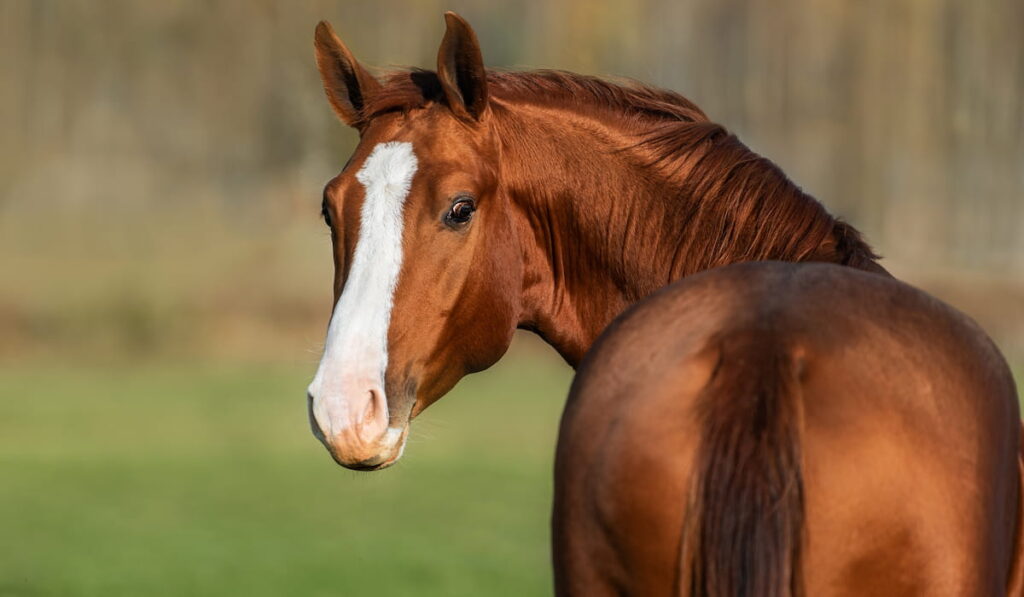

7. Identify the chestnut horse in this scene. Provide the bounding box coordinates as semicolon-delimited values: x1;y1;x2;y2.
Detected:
306;12;1022;595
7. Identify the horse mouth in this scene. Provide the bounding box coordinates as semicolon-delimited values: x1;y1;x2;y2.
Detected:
344;457;399;472
328;447;402;471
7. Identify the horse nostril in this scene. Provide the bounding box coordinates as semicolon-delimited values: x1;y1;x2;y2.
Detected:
307;391;327;443
360;390;373;424
353;389;390;444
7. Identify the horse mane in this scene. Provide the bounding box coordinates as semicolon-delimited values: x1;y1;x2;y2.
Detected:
365;68;708;125
364;69;881;274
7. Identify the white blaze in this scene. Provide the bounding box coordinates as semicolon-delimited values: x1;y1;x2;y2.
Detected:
308;141;418;439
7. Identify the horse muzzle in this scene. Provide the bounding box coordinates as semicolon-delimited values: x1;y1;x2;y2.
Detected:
307;383;409;471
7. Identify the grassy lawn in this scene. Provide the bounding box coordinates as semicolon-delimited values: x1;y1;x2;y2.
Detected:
1;343;1019;597
0;343;573;597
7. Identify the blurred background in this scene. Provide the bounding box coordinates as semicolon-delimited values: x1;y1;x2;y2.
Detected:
1;0;1021;595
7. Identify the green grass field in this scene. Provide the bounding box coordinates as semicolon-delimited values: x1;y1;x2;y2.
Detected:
0;344;573;597
2;345;1020;597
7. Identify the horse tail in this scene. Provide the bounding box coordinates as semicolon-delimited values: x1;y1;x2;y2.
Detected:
679;331;806;597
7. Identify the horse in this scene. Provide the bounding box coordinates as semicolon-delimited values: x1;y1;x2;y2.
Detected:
306;12;884;469
305;11;1022;595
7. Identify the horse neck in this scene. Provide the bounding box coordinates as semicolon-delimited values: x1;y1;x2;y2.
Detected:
494;102;882;367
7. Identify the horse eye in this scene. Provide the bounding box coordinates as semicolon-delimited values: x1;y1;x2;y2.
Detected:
446;197;476;226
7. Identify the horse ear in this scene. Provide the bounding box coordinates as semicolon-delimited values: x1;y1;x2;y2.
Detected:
314;21;381;129
437;12;489;121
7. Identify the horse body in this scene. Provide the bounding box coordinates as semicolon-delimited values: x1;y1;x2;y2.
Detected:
555;262;1020;596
